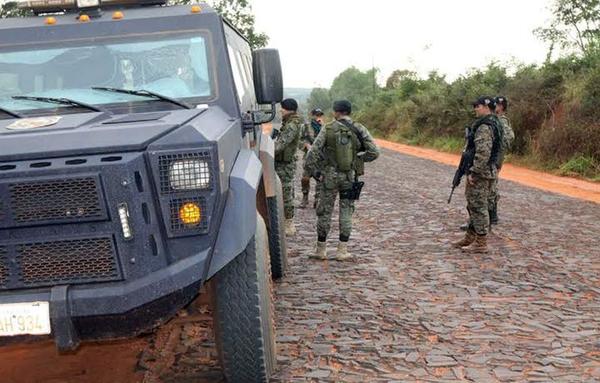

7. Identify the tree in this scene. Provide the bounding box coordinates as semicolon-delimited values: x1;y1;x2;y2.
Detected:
171;0;268;49
535;0;600;57
329;66;379;112
306;88;332;112
0;2;33;18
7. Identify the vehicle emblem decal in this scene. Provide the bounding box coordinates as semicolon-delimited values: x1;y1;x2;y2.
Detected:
6;116;62;130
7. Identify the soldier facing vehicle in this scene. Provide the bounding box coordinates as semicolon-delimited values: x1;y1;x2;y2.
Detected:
304;100;379;261
452;96;502;253
300;108;325;209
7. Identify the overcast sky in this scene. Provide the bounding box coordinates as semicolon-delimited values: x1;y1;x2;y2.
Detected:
252;0;553;88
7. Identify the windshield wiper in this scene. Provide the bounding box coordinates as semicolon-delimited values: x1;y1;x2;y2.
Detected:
0;106;22;118
91;87;192;110
12;96;103;113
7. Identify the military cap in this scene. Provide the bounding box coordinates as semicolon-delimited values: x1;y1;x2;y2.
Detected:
472;96;496;109
494;96;508;110
311;108;324;116
333;100;352;114
280;98;298;112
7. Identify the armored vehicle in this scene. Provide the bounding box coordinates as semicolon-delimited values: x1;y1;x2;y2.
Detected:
0;1;288;381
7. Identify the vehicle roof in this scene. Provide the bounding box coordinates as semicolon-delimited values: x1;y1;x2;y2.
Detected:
0;2;216;30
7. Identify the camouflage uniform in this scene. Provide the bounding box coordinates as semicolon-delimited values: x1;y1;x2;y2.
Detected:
488;114;515;214
466;122;498;235
301;119;323;203
274;113;303;219
304;116;379;241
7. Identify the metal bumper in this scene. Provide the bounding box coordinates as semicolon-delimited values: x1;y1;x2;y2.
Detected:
0;248;210;351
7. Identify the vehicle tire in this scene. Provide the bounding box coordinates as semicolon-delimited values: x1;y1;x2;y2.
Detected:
266;176;288;279
212;214;276;383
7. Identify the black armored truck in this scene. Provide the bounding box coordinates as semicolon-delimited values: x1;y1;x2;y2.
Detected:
0;1;288;381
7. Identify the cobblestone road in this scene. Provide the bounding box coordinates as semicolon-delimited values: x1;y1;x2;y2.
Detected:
126;147;600;383
269;148;600;382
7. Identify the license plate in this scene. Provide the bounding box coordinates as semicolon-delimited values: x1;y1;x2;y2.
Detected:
0;302;51;336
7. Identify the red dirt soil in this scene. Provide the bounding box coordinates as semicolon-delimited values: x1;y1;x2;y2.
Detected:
376;139;600;204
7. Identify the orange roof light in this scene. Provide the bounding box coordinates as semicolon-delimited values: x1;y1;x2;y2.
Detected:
79;14;90;22
191;5;201;13
112;11;124;20
45;17;57;25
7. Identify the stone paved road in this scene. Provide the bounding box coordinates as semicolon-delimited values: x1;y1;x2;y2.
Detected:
142;147;600;383
270;148;600;382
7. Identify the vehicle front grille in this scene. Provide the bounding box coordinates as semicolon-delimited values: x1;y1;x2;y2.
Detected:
13;238;121;288
0;247;7;287
9;177;103;224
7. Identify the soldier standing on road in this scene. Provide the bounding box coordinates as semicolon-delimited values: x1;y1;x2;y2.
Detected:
304;100;380;261
300;108;325;209
489;96;515;224
453;96;502;252
273;98;303;236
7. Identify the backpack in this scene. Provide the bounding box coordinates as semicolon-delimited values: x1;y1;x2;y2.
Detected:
325;121;359;172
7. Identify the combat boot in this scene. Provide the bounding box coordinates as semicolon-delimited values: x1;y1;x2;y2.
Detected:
335;242;353;261
309;241;327;260
469;234;488;253
452;230;476;248
299;193;309;208
285;218;296;236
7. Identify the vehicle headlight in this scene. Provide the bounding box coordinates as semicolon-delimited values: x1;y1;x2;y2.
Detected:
76;0;100;8
168;159;211;190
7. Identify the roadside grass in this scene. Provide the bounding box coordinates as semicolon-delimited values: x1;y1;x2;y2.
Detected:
376;132;600;183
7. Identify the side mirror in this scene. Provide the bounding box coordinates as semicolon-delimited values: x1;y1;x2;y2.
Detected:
252;49;283;105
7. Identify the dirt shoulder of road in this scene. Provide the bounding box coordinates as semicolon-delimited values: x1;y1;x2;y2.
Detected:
376;139;600;204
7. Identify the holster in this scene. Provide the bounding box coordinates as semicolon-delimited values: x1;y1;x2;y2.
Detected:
339;181;365;201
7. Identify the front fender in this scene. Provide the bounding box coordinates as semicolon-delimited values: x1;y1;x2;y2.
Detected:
207;149;262;278
259;132;277;198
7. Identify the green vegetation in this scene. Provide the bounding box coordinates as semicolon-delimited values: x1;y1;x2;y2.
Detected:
307;0;600;181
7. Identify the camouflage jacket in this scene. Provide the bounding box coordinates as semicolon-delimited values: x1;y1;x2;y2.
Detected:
498;114;515;151
304;116;379;176
469;122;497;179
300;119;322;149
274;113;303;163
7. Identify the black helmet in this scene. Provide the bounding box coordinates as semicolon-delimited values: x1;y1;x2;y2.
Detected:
472;96;495;110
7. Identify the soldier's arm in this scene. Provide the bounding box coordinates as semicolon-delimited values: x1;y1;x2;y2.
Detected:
299;123;313;150
502;117;515;149
356;123;380;162
304;127;326;174
274;121;300;155
469;124;493;176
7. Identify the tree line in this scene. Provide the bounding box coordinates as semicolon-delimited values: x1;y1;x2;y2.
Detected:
307;0;600;180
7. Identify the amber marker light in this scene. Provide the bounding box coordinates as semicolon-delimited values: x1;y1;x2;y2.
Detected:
179;202;202;226
191;5;201;13
112;11;124;20
79;14;90;22
45;17;57;25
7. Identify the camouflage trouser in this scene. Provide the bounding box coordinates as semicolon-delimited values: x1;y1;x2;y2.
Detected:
488;163;502;211
275;161;297;219
465;175;494;235
316;170;355;241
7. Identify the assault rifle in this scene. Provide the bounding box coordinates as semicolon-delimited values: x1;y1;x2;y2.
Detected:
448;148;474;203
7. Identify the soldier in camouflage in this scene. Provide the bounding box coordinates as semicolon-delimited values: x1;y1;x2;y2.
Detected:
300;108;325;209
453;96;501;253
273;98;303;236
304;100;380;261
489;96;515;224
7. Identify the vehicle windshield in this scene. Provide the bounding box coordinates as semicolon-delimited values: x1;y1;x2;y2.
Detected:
0;33;213;112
